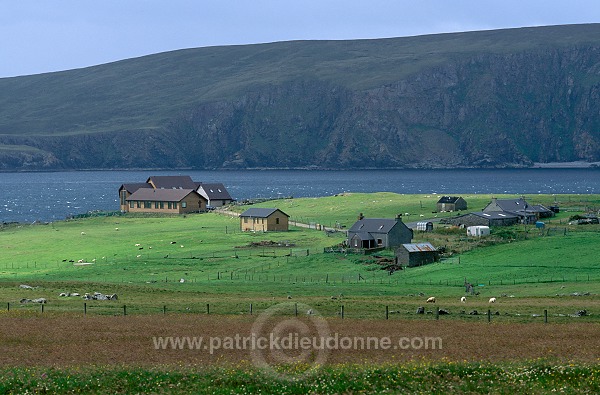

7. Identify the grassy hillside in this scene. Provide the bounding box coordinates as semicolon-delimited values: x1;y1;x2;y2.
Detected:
1;24;600;169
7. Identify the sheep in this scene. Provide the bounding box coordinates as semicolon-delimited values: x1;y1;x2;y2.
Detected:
135;243;141;247
460;296;467;303
77;259;84;263
489;297;497;303
80;232;86;235
426;296;436;303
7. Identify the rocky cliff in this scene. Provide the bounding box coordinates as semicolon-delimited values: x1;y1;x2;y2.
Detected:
1;24;599;170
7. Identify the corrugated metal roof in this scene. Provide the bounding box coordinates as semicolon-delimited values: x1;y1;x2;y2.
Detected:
402;242;437;253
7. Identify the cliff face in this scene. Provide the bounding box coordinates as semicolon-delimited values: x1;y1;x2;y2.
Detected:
1;25;600;170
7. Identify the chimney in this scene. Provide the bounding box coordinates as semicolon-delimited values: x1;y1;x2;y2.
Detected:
395;213;403;221
358;213;364;220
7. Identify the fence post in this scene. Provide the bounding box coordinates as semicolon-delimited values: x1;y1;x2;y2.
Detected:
7;302;9;312
41;304;44;313
386;305;389;320
163;305;167;315
544;309;548;324
435;307;439;320
250;303;253;315
123;305;127;316
487;309;491;323
84;302;87;316
206;303;210;315
295;303;298;317
340;305;344;319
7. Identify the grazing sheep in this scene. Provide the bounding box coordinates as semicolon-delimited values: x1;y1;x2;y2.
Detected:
460;296;467;303
77;259;84;263
426;296;436;303
80;232;86;235
306;309;314;315
489;297;497;303
135;243;141;247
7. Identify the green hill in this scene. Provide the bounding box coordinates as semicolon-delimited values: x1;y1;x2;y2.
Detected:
1;24;600;170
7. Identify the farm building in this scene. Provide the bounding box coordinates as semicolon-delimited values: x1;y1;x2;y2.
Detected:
395;242;439;267
119;175;233;213
416;221;434;232
467;225;490;237
125;188;206;214
483;197;553;222
445;212;520;227
347;214;413;249
436;196;467;212
240;208;289;232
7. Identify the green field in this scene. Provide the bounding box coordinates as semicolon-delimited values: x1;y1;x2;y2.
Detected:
1;193;600;393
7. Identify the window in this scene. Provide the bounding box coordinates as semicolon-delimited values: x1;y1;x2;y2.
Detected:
120;190;127;205
377;238;383;246
136;201;141;208
173;202;178;209
154;202;159;209
168;202;172;209
129;201;134;209
159;202;164;209
182;202;187;208
244;217;248;223
144;201;152;209
276;217;280;224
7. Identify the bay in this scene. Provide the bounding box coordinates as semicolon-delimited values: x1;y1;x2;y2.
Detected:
1;168;599;223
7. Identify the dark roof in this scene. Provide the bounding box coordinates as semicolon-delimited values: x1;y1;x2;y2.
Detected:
240;208;289;218
472;211;519;220
198;183;233;200
348;218;398;234
146;176;197;190
119;183;152;194
126;188;200;202
491;198;529;213
437;196;462;204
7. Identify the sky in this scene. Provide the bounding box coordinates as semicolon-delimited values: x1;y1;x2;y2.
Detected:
1;0;599;78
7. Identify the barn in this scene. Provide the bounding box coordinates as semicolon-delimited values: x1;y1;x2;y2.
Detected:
395;242;439;267
436;196;467;212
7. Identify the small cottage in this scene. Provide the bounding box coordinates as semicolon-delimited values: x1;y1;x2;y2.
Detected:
395;242;439;267
347;214;413;249
240;208;289;232
436;196;467;212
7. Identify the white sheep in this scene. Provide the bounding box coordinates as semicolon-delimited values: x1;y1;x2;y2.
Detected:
426;296;436;303
460;296;466;303
80;232;86;235
489;297;497;303
77;259;84;263
135;243;141;247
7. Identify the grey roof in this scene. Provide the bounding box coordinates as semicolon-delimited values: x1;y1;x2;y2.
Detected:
240;208;289;218
348;218;398;234
472;211;519;220
489;198;529;212
198;183;233;200
126;188;200;202
350;231;374;240
402;242;437;253
146;176;197;190
437;196;462;204
120;183;151;194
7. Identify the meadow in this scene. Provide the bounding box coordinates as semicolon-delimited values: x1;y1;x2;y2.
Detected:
1;192;599;393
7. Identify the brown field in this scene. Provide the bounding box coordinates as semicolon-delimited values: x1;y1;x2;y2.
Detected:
1;313;598;367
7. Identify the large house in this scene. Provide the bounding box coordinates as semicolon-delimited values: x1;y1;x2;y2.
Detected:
346;214;413;249
119;175;233;214
240;208;289;232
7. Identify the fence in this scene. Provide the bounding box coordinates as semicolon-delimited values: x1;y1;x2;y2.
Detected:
4;300;596;324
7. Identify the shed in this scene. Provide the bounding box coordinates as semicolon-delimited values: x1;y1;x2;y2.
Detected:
416;221;434;232
395;242;439;267
466;226;490;237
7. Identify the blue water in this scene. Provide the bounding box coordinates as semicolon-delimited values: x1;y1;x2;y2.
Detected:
1;168;599;223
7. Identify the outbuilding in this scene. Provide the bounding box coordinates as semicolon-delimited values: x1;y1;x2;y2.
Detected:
466;225;490;237
436;196;467;212
395;242;439;267
240;208;289;232
416;221;434;232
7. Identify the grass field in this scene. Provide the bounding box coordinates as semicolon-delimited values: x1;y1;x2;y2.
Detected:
1;192;599;393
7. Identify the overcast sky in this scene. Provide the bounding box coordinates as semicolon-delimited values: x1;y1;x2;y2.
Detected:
1;0;599;78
